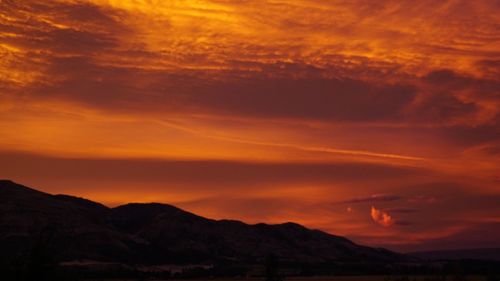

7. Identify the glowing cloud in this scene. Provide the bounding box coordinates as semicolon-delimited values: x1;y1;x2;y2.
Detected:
371;206;394;227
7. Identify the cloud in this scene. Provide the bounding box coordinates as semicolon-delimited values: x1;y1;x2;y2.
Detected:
0;1;124;53
339;194;401;204
371;206;395;227
2;0;500;126
408;195;437;204
15;60;419;122
0;152;423;188
385;207;418;214
188;77;418;122
395;220;413;226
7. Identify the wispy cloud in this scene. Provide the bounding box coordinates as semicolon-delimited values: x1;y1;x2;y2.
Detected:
384;207;418;214
408;195;437;204
339;194;402;204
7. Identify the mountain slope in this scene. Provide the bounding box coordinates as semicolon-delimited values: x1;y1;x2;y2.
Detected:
0;180;145;263
0;180;406;265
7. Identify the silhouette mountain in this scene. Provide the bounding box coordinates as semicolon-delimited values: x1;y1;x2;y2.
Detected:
0;180;406;265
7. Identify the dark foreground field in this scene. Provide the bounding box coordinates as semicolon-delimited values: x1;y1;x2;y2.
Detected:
81;276;498;281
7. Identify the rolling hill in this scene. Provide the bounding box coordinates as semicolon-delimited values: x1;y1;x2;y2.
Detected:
0;179;405;266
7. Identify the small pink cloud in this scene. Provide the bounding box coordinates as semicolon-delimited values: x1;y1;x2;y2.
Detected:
371;206;394;227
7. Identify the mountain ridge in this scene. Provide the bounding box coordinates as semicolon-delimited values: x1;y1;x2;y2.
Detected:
0;179;408;265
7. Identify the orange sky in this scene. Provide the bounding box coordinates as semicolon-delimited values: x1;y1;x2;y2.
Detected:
1;0;499;252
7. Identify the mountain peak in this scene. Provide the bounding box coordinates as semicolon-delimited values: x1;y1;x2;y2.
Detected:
0;179;15;184
0;179;47;196
0;179;21;188
112;202;198;219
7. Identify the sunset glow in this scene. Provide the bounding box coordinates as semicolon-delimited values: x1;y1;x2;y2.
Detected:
1;0;499;252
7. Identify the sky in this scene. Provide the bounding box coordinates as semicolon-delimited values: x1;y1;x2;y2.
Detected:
0;0;499;252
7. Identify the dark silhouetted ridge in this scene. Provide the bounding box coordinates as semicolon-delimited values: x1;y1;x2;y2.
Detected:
0;180;410;265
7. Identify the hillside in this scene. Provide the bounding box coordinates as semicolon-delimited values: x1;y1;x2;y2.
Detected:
0;179;405;266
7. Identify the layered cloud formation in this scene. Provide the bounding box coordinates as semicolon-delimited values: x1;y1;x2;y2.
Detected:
0;0;499;251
